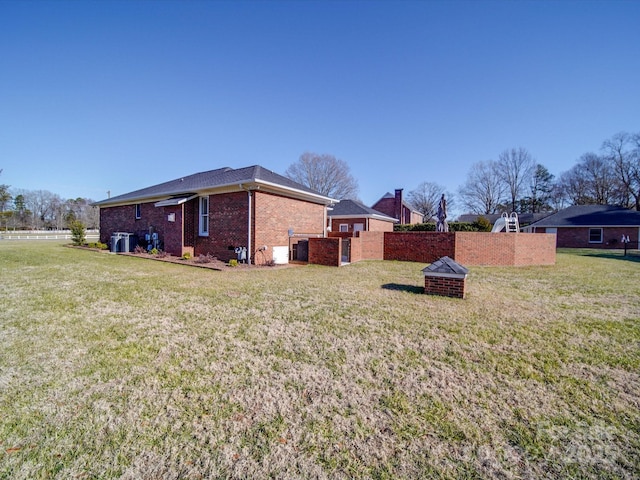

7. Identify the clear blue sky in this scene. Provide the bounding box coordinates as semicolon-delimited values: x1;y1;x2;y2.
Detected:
1;0;638;215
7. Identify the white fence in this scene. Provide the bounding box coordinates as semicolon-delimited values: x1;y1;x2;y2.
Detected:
0;230;100;241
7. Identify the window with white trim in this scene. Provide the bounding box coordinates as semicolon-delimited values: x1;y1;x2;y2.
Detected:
589;228;602;243
354;223;364;232
339;224;349;232
199;196;209;236
135;204;141;219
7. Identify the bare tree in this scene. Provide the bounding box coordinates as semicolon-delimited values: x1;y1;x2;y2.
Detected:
558;153;619;205
602;131;640;209
497;147;536;213
407;181;447;220
458;160;504;214
285;152;359;200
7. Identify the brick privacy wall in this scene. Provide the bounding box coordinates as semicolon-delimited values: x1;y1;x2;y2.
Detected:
328;231;353;238
99;203;167;250
308;237;341;267
454;232;556;266
254;191;325;263
424;276;466;299
350;237;362;263
381;231;555;266
514;233;556;266
384;232;455;263
357;231;385;260
554;227;639;248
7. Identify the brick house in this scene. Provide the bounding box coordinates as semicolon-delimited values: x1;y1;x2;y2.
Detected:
327;199;397;234
93;165;336;263
524;205;640;248
371;189;424;225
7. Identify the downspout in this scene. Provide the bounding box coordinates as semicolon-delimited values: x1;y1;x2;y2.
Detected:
240;184;252;265
324;206;328;237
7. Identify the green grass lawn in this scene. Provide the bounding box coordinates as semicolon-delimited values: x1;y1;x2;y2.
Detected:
1;242;639;479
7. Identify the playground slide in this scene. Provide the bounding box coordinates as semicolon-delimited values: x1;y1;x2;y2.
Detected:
491;216;506;232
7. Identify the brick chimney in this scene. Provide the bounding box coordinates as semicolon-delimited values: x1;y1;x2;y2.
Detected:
394;189;403;223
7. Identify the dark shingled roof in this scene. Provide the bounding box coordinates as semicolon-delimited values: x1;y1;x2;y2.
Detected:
93;165;333;206
422;256;469;277
526;205;640;227
329;199;397;222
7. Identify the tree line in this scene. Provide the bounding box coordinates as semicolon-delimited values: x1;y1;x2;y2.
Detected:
0;172;98;231
406;131;640;218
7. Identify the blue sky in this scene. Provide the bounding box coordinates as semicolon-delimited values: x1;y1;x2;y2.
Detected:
1;0;638;215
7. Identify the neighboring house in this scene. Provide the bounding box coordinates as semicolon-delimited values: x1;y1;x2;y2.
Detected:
458;212;552;228
523;205;640;248
93;165;336;263
371;189;424;225
327;199;398;234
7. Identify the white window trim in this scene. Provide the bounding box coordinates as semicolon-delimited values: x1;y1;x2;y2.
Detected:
588;227;603;243
199;196;209;236
354;223;364;232
135;204;141;219
339;224;349;232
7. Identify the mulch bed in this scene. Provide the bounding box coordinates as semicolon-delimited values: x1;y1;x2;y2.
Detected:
68;244;301;271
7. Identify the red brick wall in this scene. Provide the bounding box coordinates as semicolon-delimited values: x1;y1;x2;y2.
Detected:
329;218;393;233
424;276;466;299
328;232;353;239
194;192;249;261
372;197;396;220
553;227;639;248
384;232;456;263
454;232;556;266
254;191;325;263
357;231;385;260
349;237;362;263
309;237;341;267
99;202;167;250
369;218;395;232
381;231;555;266
162;205;185;256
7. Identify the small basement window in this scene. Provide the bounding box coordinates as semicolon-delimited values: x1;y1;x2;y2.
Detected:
589;228;603;243
135;204;141;219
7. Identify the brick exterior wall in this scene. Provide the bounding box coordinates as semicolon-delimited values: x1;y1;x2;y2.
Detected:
193;192;249;261
372;189;420;224
547;227;640;248
372;197;396;220
99;202;168;251
384;232;456;263
424;276;466;299
253;191;325;264
100;190;327;263
308;237;341;267
329;217;394;233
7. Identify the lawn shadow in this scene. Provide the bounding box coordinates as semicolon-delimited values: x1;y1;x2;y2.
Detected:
381;283;424;294
583;252;640;263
